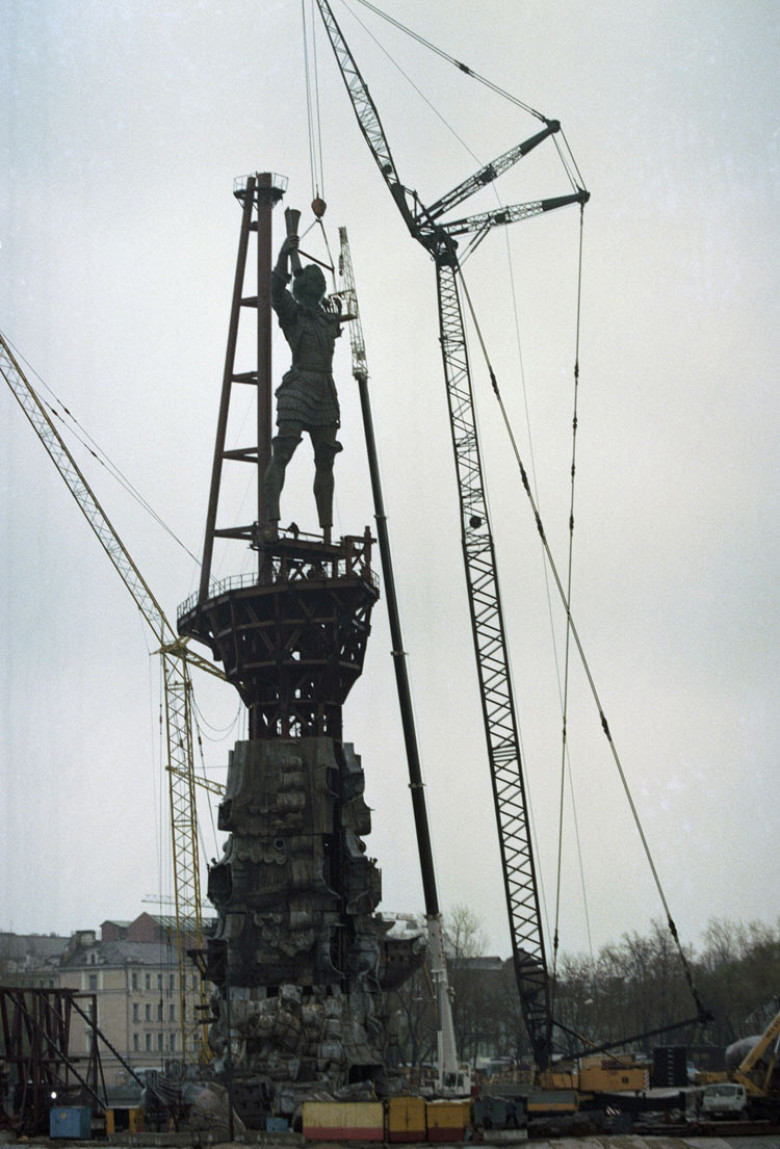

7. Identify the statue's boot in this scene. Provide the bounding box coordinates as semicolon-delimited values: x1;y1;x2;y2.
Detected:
263;431;302;522
313;432;341;539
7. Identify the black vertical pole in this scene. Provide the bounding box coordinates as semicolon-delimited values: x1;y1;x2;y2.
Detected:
255;174;277;550
198;178;256;604
355;374;440;917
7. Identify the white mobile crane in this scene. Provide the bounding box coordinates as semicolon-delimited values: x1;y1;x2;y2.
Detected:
0;332;222;1063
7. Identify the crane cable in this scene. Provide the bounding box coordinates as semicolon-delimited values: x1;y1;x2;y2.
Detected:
499;219;596;1024
302;2;341;291
2;331;201;567
552;203;586;989
302;0;326;204
331;0;482;167
347;0;546;121
344;0;588;197
456;231;709;1022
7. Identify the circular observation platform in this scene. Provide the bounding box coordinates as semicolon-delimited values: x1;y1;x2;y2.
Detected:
178;529;379;741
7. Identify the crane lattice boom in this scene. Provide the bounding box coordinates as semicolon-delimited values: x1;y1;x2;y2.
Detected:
315;0;589;1069
0;332;217;1062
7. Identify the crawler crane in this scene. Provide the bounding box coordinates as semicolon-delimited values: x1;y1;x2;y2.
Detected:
314;0;710;1076
315;0;586;1071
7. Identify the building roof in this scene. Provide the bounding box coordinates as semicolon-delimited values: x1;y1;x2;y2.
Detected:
59;939;180;968
0;932;70;969
101;940;181;966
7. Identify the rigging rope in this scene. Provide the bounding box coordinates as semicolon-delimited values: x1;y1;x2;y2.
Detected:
193;709;220;862
334;0;482;166
302;0;326;202
3;333;201;566
348;0;546;121
553;202;586;987
456;254;708;1021
342;0;589;199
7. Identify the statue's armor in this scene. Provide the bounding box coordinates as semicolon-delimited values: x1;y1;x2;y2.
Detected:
271;269;341;428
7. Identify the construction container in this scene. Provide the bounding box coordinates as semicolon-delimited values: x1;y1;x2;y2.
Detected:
105;1106;144;1134
266;1116;290;1133
302;1100;384;1141
426;1098;472;1142
388;1095;426;1142
50;1106;92;1139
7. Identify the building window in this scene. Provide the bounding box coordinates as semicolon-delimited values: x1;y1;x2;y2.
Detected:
168;973;175;992
133;1034;139;1052
169;1032;177;1053
145;1033;152;1052
157;1003;163;1023
145;1004;152;1022
169;1003;176;1022
131;972;138;991
157;1032;164;1052
132;1004;139;1023
145;973;151;990
88;974;98;991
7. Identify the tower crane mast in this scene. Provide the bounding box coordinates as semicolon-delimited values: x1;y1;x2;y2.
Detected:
315;0;589;1070
0;332;222;1062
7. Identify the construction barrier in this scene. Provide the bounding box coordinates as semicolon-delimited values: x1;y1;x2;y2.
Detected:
388;1095;427;1143
105;1106;144;1134
302;1100;385;1141
425;1098;472;1142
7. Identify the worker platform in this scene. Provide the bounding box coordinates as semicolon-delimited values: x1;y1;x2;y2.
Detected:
177;526;378;742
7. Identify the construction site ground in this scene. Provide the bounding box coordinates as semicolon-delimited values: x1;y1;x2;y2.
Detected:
2;1131;780;1149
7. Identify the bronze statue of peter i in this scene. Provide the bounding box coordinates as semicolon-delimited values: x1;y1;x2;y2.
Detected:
263;233;342;542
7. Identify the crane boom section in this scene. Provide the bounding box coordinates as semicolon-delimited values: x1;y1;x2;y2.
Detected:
735;1009;780;1097
1;335;171;643
313;0;418;237
436;264;551;1068
1;331;211;1062
424;123;561;222
437;190;587;240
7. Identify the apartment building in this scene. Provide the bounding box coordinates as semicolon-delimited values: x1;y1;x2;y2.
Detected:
1;915;210;1088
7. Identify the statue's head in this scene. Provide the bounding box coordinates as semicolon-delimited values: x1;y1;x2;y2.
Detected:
293;263;327;307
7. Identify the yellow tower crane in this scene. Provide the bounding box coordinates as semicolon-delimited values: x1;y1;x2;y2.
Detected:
0;331;223;1063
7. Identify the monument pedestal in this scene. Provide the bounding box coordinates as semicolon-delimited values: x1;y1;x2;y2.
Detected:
179;535;423;1100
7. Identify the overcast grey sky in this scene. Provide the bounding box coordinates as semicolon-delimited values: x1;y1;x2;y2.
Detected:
1;1;778;965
